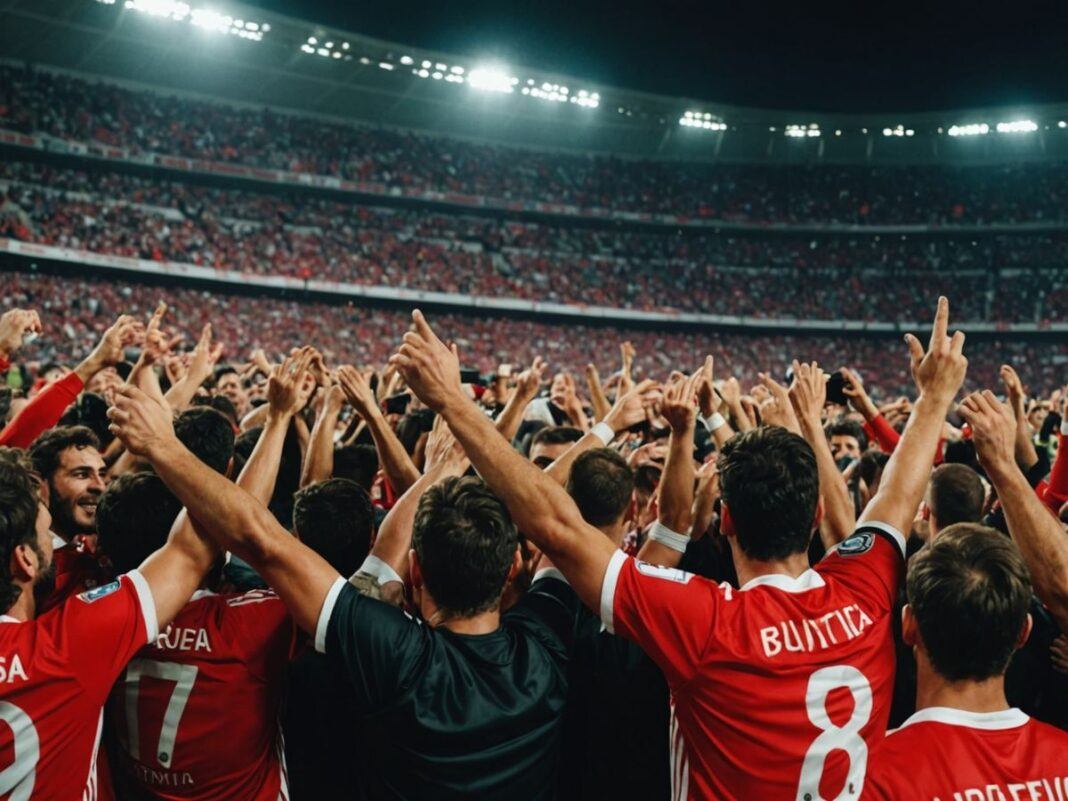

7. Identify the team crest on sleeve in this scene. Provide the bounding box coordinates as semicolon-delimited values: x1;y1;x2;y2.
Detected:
77;581;121;603
635;562;694;584
837;532;874;556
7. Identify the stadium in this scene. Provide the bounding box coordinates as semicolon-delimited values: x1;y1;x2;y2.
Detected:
0;0;1066;799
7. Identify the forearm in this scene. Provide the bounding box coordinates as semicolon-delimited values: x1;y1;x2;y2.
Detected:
301;406;340;487
164;371;209;412
860;394;947;534
587;372;611;423
366;410;420;495
239;403;270;432
1012;407;1039;471
864;414;901;454
147;437;283;559
728;400;752;433
800;416;855;546
989;461;1068;631
545;431;605;486
494;390;532;444
0;372;83;448
659;426;695;534
237;412;290;504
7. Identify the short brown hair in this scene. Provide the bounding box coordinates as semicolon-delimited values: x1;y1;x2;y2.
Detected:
907;523;1031;681
567;448;634;528
927;464;985;532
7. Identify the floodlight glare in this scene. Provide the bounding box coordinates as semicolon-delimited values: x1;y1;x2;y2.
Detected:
400;55;413;65
947;123;989;136
468;66;516;93
995;119;1037;133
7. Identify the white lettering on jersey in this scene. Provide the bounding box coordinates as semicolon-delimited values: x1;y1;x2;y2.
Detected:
0;655;28;684
932;776;1068;801
131;763;196;788
154;626;212;653
759;604;874;657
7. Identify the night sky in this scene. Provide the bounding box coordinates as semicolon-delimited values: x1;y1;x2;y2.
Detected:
246;0;1068;113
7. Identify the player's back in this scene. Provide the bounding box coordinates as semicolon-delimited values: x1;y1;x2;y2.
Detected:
605;526;905;799
0;572;157;800
109;589;295;801
863;708;1068;800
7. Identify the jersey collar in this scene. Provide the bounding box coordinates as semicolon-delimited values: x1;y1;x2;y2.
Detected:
898;707;1029;731
50;532;68;550
0;615;22;624
739;569;826;593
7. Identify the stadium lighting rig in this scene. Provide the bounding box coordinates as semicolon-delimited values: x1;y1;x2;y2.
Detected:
882;125;915;137
995;119;1037;133
784;124;821;138
94;0;268;40
679;111;727;131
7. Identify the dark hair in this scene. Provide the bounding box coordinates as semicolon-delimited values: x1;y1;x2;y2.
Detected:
58;392;112;448
174;407;236;475
0;448;40;612
718;427;819;561
293;479;374;576
633;463;662;497
907;524;1031;681
928;464;985;531
396;410;435;455
332;443;379;492
412;476;517;617
97;472;182;574
193;394;239;428
825;419;868;452
567;449;634;527
213;365;241;384
531;426;584;449
28;426;101;480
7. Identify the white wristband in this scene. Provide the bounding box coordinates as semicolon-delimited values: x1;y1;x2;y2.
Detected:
704;412;727;432
1061;417;1068;436
591;421;616;446
647;521;690;553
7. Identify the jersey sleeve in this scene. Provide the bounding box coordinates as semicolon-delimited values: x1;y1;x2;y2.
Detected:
45;570;159;704
315;577;427;713
503;569;582;664
816;521;906;616
600;550;720;688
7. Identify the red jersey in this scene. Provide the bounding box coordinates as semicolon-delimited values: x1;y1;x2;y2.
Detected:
601;522;905;800
108;589;297;801
0;571;158;801
39;538;112;615
864;707;1068;800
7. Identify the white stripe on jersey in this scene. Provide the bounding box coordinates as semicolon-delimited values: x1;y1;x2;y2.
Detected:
669;700;689;801
82;710;103;801
275;720;290;801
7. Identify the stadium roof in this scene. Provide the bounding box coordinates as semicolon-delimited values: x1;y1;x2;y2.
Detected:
6;0;1068;164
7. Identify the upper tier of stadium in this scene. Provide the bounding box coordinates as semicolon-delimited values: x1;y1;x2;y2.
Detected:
5;0;1068;169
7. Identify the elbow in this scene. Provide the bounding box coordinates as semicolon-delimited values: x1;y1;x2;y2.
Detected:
228;504;282;567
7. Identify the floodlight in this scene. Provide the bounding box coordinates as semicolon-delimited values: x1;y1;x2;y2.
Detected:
468;66;515;93
400;55;413;65
947;123;989;136
995;119;1037;133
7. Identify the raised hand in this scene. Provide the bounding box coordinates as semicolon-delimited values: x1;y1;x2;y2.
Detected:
694;356;718;417
140;302;171;365
78;314;145;382
841;366;879;420
999;364;1027;417
661;372;700;433
0;309;42;359
757;373;802;434
267;350;317;419
957;390;1017;477
788;360;827;427
185;324;225;383
337;364;382;419
515;356;547;403
605;378;662;434
905;296;967;405
619;340;636;396
106;384;175;458
424;413;466;471
387;310;463;412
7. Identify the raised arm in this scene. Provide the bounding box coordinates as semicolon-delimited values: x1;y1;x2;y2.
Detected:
859;297;967;538
369;415;470;583
960;390;1068;632
585;363;612;423
637;374;698;567
493;356;546;444
790;360;855;547
300;381;345;488
338;365;420;496
108;383;340;637
999;363;1040;472
164;324;224;412
842;367;901;454
390;310;616;611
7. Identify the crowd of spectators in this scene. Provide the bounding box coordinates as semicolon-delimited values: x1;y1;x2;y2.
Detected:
5;63;1068;224
4;160;1068;322
2;269;1064;399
